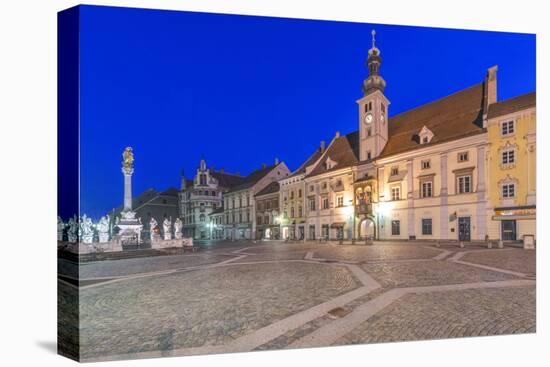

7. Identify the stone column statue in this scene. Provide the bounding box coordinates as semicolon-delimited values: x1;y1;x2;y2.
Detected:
116;147;143;245
122;147;134;212
163;217;172;240
174;218;183;239
97;215;110;243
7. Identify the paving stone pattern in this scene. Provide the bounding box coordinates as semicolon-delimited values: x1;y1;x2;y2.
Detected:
461;249;536;275
362;260;519;288
78;262;359;359
336;286;536;345
60;240;536;361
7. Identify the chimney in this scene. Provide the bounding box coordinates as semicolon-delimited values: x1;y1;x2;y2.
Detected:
335;131;340;138
486;65;498;105
320;140;325;152
274;157;279;165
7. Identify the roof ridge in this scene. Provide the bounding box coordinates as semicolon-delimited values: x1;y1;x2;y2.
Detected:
389;82;483;122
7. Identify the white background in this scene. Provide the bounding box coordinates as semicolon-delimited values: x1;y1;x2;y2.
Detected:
0;0;547;366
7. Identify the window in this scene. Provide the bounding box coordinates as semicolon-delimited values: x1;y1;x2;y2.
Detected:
381;103;386;113
322;182;327;189
239;213;243;223
422;136;429;144
502;183;515;198
200;203;205;212
421;181;433;198
458;152;469;162
336;195;344;207
309;198;316;211
501;120;515;136
367;151;372;160
298;206;303;217
264;215;269;224
391;186;401;201
457;175;472;194
199;214;205;222
422;219;432;235
199;174;207;185
322;196;329;210
310;185;314;192
247;210;250;222
502;149;515;165
390;166;399;176
391;220;400;235
367;128;372;137
239;196;242;207
257;216;262;225
421;160;431;170
298;189;302;198
290;191;294;199
290;207;295;217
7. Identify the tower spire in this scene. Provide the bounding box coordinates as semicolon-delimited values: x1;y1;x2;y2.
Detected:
363;29;386;96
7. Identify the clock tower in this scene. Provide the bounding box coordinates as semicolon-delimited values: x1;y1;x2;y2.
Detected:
358;30;390;161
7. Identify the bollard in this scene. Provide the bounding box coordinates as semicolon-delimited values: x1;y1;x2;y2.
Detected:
459;241;464;248
498;240;504;249
487;241;492;249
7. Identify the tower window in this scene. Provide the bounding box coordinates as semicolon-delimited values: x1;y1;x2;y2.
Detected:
367;128;372;137
381;103;386;113
367;151;372;160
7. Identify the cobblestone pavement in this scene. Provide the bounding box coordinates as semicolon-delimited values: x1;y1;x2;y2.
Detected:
75;253;235;279
314;243;441;262
461;249;536;275
61;240;536;362
362;260;518;288
335;285;536;345
78;262;359;359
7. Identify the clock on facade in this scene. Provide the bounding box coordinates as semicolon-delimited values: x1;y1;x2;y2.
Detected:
364;113;373;124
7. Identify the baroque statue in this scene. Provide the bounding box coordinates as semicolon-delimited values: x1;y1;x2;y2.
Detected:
97;215;110;243
80;215;94;244
67;216;78;243
149;217;159;241
57;216;65;241
163;217;172;240
174;218;183;239
122;146;134;169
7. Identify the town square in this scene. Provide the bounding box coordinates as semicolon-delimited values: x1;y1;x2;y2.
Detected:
56;5;536;363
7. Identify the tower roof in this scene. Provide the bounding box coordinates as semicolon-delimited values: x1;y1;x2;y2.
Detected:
363;29;386;95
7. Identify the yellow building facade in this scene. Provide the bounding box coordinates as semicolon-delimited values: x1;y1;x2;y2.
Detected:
486;92;536;241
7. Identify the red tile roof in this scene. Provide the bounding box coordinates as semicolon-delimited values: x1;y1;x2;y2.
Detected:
488;92;536;119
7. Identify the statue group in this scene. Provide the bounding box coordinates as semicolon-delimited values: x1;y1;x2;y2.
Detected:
58;214;113;244
149;216;183;241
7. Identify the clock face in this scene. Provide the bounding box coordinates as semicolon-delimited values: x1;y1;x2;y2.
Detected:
364;113;373;124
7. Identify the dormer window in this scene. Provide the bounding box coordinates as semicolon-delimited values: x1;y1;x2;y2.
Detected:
418;126;434;145
325;157;337;170
390;166;399;176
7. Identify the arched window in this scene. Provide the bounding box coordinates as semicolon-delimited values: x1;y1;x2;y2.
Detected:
199;214;205;222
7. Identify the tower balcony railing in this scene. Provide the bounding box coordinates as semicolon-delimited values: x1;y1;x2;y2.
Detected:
356;202;373;215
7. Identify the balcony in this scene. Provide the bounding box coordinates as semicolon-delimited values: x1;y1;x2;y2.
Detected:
356;202;372;215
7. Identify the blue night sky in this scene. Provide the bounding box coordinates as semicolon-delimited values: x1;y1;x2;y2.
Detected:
77;5;535;219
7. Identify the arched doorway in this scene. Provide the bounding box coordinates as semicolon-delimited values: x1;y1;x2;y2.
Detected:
359;218;375;240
